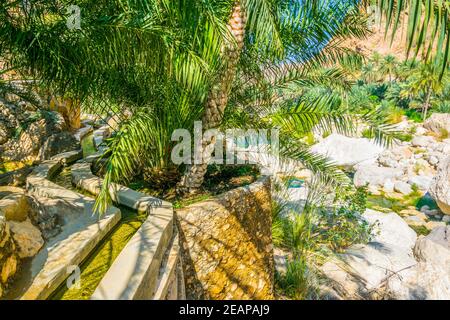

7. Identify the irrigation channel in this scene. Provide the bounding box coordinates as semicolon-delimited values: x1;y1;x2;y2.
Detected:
44;134;148;299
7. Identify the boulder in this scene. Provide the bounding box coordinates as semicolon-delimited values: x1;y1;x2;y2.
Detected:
415;226;450;266
394;181;413;195
0;193;30;222
7;218;44;258
429;156;450;215
28;195;62;240
354;165;404;188
424;113;450;134
38;132;80;161
1;113;66;161
0;216;19;298
321;210;418;299
391;226;450;299
407;176;433;192
363;209;418;251
383;179;395;193
311;134;384;169
411;135;435;148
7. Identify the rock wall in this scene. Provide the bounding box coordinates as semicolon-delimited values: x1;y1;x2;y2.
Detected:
0;216;19;298
176;176;274;300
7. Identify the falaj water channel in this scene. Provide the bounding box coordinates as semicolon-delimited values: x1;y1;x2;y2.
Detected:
5;134;147;300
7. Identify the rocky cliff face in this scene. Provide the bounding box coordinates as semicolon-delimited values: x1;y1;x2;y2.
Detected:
0;92;84;169
343;13;430;60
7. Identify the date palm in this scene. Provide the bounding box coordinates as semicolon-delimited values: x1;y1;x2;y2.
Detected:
177;2;246;193
379;54;398;82
407;62;448;119
2;0;449;210
178;0;367;193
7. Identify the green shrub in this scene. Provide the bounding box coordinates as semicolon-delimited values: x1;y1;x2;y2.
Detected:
434;101;450;114
315;186;373;252
405;109;424;123
273;186;374;299
277;258;319;300
272;201;286;247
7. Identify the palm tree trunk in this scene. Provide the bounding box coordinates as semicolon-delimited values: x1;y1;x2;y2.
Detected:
177;1;246;193
423;87;431;120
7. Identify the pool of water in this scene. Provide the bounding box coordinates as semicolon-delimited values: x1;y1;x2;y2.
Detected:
49;166;147;300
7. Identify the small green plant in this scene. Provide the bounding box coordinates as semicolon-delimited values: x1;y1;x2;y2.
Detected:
272;201;286;247
386;106;405;124
405;109;424;123
410;225;431;236
273;186;374;299
438;128;449;140
277;258;319;300
322;130;331;139
315;186;373;252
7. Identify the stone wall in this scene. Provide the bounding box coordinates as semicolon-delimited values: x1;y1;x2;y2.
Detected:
0;216;18;298
176;176;274;300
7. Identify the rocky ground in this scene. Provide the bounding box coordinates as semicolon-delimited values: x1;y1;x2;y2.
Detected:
309;112;450;299
0;186;61;297
0;102;115;298
1;96;80;181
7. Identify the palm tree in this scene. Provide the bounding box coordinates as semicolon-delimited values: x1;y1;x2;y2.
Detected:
178;0;370;193
2;0;448;208
369;52;383;69
177;2;247;193
407;62;448;119
379;54;398;82
361;62;379;83
368;0;449;75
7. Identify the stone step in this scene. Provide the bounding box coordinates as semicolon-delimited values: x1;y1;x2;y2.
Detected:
153;232;185;300
8;160;122;300
90;206;173;300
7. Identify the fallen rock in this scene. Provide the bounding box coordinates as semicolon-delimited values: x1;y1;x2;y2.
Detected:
0;216;19;298
38;132;81;161
354;165;404;188
415;226;450;266
429;156;450;215
394;181;413;195
311;134;384;169
321;210;418;299
411;135;435;148
408;176;433;192
391;226;450;299
0;193;30;222
426;221;446;230
7;218;44;258
424;113;450;134
383;180;395;193
404;215;427;228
